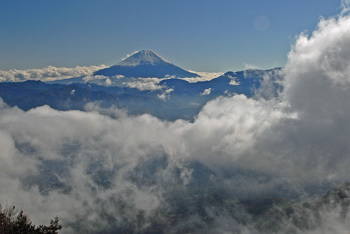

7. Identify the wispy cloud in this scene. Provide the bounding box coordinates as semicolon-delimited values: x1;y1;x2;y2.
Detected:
342;0;350;12
200;87;212;95
183;71;223;82
157;88;174;100
121;50;139;61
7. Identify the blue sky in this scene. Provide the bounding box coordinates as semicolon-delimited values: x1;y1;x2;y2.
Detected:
0;0;342;72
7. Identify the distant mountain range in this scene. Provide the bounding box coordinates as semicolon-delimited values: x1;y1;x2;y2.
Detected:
0;49;283;120
94;50;200;78
0;68;282;121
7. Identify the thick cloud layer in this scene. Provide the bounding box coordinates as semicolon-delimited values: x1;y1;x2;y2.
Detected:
0;94;284;233
0;65;107;82
2;7;350;234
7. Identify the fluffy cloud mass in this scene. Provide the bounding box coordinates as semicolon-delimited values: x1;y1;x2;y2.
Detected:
123;78;164;91
0;65;107;82
0;94;284;233
2;8;350;234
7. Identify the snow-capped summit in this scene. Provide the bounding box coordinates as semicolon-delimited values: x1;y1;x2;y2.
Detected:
118;50;168;66
94;50;200;78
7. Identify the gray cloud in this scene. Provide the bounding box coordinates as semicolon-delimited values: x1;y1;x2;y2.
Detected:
182;71;224;83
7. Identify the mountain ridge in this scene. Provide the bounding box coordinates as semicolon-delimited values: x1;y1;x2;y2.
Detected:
118;50;169;66
94;50;200;78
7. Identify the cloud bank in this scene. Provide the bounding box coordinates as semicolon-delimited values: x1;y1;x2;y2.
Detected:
0;65;107;82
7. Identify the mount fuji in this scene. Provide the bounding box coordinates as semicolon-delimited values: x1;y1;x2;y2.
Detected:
94;50;200;78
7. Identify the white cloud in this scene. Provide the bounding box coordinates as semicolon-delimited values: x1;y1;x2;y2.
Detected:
123;78;163;91
182;71;223;83
157;88;174;100
105;78;112;86
0;65;107;82
229;78;239;86
200;88;212;95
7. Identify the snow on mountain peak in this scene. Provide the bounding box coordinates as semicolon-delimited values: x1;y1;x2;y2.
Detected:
118;50;169;66
93;50;200;78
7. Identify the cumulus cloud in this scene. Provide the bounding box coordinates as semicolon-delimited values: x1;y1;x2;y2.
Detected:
227;73;240;85
260;12;350;188
105;78;112;86
123;77;164;91
82;74;125;87
200;87;212;95
255;68;284;99
0;65;107;82
82;74;110;82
